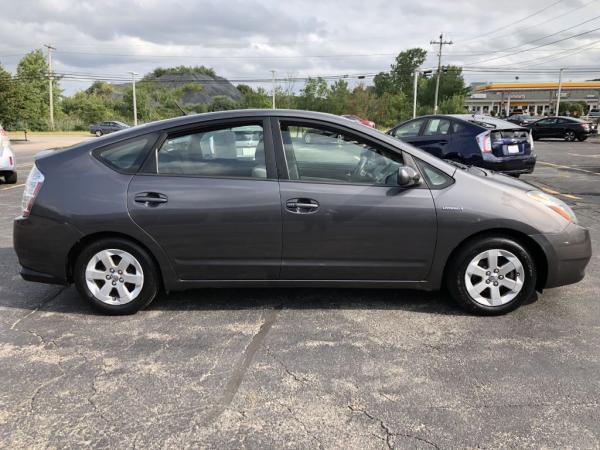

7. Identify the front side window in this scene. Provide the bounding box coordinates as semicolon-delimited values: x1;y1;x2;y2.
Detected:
537;118;556;125
393;119;425;138
156;123;266;179
280;122;403;185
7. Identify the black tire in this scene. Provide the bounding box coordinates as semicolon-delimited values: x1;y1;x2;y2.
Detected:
446;236;537;315
577;135;588;142
564;130;576;142
4;171;17;184
74;238;160;315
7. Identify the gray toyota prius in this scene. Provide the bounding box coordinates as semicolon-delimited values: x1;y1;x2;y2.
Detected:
13;110;592;315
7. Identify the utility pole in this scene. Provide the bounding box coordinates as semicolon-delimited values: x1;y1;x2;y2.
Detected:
44;44;56;130
430;33;453;114
270;70;276;109
128;71;138;126
556;68;565;115
412;69;419;118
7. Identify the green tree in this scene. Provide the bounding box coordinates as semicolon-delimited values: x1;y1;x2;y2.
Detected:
15;49;61;130
208;95;238;111
327;79;351;115
374;48;427;98
237;84;271;109
0;64;20;128
418;66;466;114
297;77;328;111
62;91;113;128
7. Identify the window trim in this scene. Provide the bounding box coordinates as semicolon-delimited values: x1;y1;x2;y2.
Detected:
272;117;425;188
138;117;277;181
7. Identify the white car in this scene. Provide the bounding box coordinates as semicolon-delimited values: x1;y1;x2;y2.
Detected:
0;125;17;184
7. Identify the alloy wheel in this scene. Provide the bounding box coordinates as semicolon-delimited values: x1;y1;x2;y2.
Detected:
565;131;576;141
85;249;144;305
464;249;525;307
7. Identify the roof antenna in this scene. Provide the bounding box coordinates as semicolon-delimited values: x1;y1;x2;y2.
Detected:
174;101;188;116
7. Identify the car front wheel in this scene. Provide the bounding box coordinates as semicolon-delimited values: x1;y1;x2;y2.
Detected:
74;238;159;314
446;236;537;315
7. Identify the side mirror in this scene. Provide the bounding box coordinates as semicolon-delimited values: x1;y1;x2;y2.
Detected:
397;166;421;187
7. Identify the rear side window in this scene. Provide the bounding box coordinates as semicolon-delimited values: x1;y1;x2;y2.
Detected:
156;123;266;179
96;134;156;173
424;118;452;136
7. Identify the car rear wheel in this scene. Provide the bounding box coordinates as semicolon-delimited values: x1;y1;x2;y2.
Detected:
95;130;103;137
564;130;576;142
4;171;17;184
446;236;536;315
74;238;159;314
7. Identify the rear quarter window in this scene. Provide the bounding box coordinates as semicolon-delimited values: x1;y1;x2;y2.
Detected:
95;134;157;173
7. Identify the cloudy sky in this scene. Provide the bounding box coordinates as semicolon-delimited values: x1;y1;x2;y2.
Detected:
1;0;599;94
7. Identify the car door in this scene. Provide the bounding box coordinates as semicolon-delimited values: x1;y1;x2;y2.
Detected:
410;117;454;158
127;118;282;280
532;118;557;137
274;118;437;281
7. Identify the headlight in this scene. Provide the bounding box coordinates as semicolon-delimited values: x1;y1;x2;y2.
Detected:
527;190;577;223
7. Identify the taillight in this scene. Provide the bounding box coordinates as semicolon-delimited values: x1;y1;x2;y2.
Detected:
528;131;535;151
476;131;492;153
21;165;44;218
581;123;590;131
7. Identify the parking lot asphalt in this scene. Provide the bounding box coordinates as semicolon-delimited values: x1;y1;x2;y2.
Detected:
0;138;599;449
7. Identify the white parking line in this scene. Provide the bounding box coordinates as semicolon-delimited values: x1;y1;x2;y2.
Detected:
538;161;600;176
0;183;25;191
567;153;600;158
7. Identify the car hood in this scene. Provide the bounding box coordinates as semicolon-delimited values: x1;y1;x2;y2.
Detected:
464;166;536;192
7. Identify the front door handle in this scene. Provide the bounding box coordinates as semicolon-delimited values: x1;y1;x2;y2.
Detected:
134;192;168;206
286;198;319;214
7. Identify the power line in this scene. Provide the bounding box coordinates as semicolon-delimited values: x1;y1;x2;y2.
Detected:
462;23;600;66
455;0;566;43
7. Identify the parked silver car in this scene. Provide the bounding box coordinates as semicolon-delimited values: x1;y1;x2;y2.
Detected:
13;110;591;315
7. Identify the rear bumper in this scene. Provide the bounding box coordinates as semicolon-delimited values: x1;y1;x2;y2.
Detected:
481;154;537;174
13;214;83;285
531;223;592;289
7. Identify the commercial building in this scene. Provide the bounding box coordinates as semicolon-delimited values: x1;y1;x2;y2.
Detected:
465;81;600;116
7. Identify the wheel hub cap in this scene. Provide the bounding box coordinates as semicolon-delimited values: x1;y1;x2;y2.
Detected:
85;249;144;305
464;249;525;307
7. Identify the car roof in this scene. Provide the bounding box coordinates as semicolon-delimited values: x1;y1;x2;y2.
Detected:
446;114;525;130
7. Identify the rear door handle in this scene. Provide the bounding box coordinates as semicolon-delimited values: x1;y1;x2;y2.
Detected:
286;198;319;214
134;192;168;206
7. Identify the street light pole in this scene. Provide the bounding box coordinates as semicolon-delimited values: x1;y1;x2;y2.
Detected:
128;71;139;126
430;33;452;114
556;68;565;115
270;70;276;109
44;44;56;130
412;69;419;118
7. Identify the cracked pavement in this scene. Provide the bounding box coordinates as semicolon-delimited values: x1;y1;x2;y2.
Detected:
0;139;599;448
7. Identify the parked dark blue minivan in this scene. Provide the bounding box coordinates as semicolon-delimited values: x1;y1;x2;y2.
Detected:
387;114;536;176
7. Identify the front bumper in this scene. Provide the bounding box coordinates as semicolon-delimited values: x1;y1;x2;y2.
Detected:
532;222;592;289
